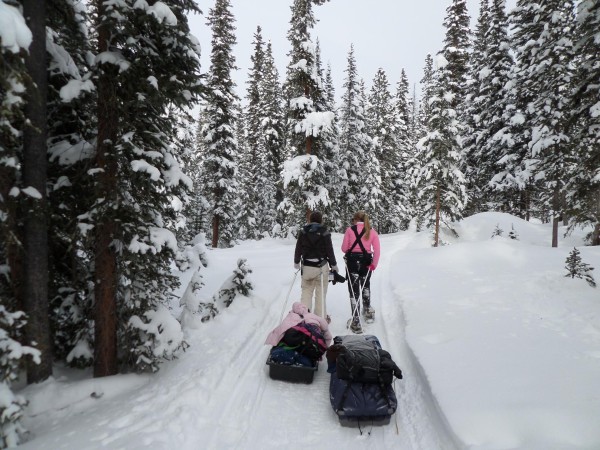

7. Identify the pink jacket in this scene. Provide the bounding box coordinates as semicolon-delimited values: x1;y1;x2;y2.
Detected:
264;302;332;347
341;222;380;268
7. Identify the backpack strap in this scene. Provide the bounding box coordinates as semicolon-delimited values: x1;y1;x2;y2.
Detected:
348;225;368;255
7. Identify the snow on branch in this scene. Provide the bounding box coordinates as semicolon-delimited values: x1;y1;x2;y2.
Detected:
0;2;32;53
282;154;319;188
294;111;334;137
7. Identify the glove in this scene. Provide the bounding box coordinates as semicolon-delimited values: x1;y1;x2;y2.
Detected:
332;271;346;285
294;263;300;270
367;264;376;271
331;265;339;272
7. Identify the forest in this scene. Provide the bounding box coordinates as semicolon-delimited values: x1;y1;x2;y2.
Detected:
0;0;599;447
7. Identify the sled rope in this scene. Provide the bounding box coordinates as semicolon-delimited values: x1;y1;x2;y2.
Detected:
280;269;299;322
393;379;400;435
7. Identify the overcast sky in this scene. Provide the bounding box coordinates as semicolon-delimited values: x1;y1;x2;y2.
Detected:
188;0;517;101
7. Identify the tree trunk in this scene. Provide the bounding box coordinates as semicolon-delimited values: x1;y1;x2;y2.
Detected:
22;0;52;383
551;186;559;248
434;185;440;247
94;5;119;377
212;214;220;248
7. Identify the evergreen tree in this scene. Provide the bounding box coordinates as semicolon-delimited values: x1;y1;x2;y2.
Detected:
526;0;576;247
564;247;596;287
279;0;332;234
465;0;513;214
338;45;374;223
566;0;600;245
367;68;402;232
259;41;286;235
493;1;547;222
238;26;266;240
356;78;381;216
46;0;96;369
417;54;468;246
91;0;203;375
320;63;343;231
394;69;414;228
0;1;30;346
200;0;241;248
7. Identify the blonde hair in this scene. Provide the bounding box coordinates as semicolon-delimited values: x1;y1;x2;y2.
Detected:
352;210;371;240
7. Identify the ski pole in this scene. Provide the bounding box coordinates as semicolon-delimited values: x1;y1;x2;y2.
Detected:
345;260;362;327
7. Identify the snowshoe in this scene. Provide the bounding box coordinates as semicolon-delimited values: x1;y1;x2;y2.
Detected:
347;318;363;334
362;305;375;324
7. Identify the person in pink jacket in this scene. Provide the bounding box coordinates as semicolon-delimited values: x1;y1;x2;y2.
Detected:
265;301;332;347
341;210;380;333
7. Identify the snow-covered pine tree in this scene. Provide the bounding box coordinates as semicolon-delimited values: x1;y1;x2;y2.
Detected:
279;0;333;234
0;1;45;414
215;258;253;308
525;0;576;247
394;69;414;229
566;0;600;245
320;63;343;231
564;247;596;287
0;2;30;362
259;40;286;235
357;78;381;215
417;54;468;246
367;68;401;232
463;0;491;214
467;0;513;215
494;1;548;222
338;46;375;223
416;0;469;245
238;26;267;240
200;0;240;248
90;0;203;375
46;0;96;369
410;54;436;231
184;111;212;243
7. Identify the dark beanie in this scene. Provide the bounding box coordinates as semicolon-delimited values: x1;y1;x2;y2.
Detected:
309;211;322;223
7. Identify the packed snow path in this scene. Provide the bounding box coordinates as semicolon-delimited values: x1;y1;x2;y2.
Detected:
196;233;460;449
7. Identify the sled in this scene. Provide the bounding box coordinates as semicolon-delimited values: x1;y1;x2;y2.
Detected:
328;335;399;426
266;351;317;384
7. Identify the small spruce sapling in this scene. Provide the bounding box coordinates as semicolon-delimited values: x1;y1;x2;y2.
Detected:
564;247;596;288
508;224;519;240
216;259;254;308
491;224;504;238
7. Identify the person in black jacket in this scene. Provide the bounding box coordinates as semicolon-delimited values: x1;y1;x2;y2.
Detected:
294;211;338;321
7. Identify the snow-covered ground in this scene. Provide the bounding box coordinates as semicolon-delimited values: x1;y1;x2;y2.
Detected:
16;212;600;449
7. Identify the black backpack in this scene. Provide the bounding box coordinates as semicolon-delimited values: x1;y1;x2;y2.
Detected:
280;322;327;362
336;342;402;385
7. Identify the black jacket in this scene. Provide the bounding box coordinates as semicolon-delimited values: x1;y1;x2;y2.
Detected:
294;223;337;267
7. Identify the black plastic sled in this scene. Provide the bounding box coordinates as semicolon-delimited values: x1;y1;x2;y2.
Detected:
266;349;318;384
328;335;399;426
